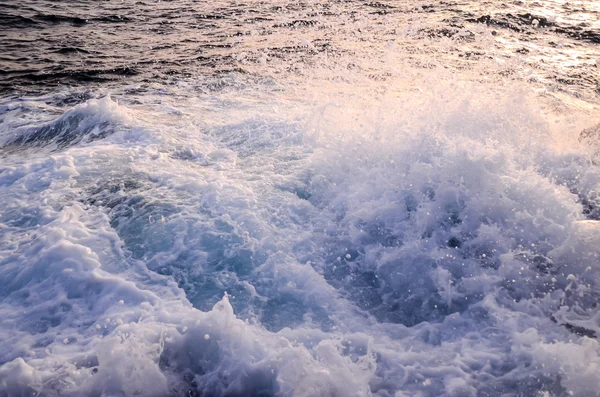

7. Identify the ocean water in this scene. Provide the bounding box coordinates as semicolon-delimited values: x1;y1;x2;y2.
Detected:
1;1;600;396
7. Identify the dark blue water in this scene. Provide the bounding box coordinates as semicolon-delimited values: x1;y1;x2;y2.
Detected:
1;0;598;97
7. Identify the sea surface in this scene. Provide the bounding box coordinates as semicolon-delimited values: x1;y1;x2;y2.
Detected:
1;1;600;396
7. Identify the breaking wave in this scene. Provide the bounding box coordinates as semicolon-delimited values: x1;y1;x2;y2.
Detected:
1;71;600;397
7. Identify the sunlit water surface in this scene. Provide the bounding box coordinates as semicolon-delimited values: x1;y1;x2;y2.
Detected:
1;1;600;396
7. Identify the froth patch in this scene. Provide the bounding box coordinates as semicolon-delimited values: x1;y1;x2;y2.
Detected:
2;96;131;152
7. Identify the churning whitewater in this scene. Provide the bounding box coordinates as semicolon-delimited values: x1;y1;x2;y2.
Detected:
1;1;600;396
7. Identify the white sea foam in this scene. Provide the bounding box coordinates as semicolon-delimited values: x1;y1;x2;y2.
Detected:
1;67;600;397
